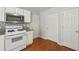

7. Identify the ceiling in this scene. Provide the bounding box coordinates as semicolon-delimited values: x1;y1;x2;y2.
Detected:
20;7;52;14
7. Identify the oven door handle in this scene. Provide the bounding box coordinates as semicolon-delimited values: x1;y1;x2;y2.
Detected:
5;33;25;38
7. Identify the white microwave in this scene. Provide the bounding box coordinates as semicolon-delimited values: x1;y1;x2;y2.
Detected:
6;13;24;22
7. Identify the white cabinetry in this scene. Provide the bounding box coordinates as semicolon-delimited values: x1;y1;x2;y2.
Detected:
5;7;16;14
0;7;5;21
17;8;24;15
26;31;33;45
5;7;31;22
5;7;24;15
24;10;31;22
0;35;4;51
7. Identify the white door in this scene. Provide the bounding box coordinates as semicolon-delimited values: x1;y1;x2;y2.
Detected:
60;8;79;50
45;13;59;42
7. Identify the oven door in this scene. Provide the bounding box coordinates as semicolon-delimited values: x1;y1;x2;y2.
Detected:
5;33;26;51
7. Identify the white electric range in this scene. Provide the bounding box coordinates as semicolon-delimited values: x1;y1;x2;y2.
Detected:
5;25;27;51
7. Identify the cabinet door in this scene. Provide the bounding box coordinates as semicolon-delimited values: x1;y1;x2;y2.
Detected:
5;7;16;14
24;10;31;22
0;7;5;21
45;13;59;42
26;31;33;45
17;8;24;15
60;8;79;50
0;35;4;51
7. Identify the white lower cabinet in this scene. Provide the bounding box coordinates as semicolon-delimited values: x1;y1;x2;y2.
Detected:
26;31;33;45
0;35;4;51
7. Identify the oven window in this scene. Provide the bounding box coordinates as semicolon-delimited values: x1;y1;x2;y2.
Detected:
12;36;22;43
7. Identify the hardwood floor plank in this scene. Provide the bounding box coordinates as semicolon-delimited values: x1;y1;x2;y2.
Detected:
22;37;75;51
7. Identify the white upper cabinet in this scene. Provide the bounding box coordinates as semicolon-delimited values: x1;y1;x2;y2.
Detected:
16;8;24;15
5;7;17;14
24;10;31;23
0;7;5;21
5;7;24;15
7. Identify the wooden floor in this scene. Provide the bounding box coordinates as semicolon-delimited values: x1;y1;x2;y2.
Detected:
22;37;75;51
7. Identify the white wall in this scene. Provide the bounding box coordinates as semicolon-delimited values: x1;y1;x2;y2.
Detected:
30;7;77;39
40;7;76;15
30;7;79;50
39;7;77;41
30;13;39;38
39;10;59;42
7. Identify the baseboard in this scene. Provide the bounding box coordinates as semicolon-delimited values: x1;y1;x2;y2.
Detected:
33;36;46;40
57;42;63;45
39;36;48;40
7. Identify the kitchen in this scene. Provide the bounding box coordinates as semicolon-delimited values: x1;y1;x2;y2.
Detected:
0;7;79;51
0;7;33;51
0;0;79;59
